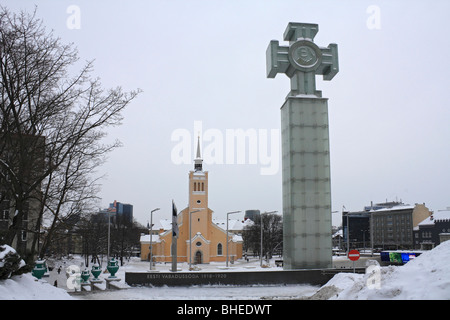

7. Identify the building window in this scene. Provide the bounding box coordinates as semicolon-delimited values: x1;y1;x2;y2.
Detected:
201;182;204;191
1;210;9;220
196;241;202;247
194;182;197;191
217;243;223;256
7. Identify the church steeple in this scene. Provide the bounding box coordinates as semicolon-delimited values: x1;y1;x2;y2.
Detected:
194;135;203;172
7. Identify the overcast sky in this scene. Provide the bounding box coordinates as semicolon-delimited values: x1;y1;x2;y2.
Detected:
5;0;450;227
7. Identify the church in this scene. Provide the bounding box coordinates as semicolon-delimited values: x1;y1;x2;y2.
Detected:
140;138;243;265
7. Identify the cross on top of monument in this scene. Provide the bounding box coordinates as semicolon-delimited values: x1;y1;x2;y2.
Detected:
266;22;339;98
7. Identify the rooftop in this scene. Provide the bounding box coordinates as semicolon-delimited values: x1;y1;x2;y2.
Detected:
418;210;450;226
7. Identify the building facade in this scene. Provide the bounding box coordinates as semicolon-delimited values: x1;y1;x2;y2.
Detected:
371;204;430;250
342;201;431;251
140;139;243;265
342;201;404;251
0;134;44;257
414;209;450;250
342;210;371;250
108;200;133;225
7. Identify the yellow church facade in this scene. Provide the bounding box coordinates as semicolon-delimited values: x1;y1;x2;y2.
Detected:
140;140;243;264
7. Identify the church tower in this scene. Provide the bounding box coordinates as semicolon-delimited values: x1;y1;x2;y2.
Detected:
140;136;243;264
188;137;211;243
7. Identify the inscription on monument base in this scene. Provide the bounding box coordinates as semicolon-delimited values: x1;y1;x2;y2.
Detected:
125;269;362;287
146;273;227;280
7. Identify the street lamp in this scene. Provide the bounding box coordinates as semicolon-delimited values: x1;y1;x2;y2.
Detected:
107;210;111;263
149;208;160;271
260;211;277;267
346;211;350;254
226;211;241;267
189;209;204;270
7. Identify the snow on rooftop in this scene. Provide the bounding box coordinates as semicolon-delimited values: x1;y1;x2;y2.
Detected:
370;204;415;212
418;210;450;226
243;218;255;227
139;234;161;243
212;218;244;231
157;219;172;230
332;229;343;238
145;219;246;233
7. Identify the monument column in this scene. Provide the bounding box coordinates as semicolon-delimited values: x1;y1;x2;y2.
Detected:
267;23;339;269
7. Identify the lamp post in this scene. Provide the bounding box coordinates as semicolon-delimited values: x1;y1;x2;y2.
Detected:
260;211;277;267
107;210;110;264
149;208;160;271
361;229;368;253
189;209;203;270
346;211;350;254
226;211;241;267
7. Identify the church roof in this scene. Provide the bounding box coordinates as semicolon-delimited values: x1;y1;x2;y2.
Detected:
212;219;244;232
140;234;161;243
157;219;173;230
153;218;245;233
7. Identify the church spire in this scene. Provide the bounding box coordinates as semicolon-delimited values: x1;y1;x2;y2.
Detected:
194;135;203;172
196;135;201;159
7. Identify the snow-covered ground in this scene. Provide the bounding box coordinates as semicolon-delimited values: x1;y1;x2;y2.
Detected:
313;240;450;300
1;240;449;300
0;272;72;300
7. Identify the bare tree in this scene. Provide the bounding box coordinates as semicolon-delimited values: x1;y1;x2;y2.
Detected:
243;213;283;260
0;7;140;261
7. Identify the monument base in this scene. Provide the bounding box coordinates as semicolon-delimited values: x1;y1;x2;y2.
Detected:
125;268;364;287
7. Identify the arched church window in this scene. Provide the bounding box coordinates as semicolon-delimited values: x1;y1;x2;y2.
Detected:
194;182;197;191
201;182;204;191
217;243;223;256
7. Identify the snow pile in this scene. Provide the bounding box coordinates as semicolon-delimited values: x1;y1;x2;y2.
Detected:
319;240;450;300
0;244;26;279
0;244;73;299
0;273;73;300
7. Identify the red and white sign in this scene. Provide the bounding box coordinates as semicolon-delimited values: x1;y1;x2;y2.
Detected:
348;249;360;261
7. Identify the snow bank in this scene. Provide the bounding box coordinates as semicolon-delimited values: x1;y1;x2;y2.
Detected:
320;240;450;300
0;244;26;279
0;273;73;300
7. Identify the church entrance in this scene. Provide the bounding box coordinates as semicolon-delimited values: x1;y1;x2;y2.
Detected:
194;250;203;264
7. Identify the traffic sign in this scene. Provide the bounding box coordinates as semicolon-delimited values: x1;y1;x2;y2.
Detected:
348;249;360;261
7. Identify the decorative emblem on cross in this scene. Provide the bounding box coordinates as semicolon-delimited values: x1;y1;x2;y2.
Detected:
266;22;339;97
